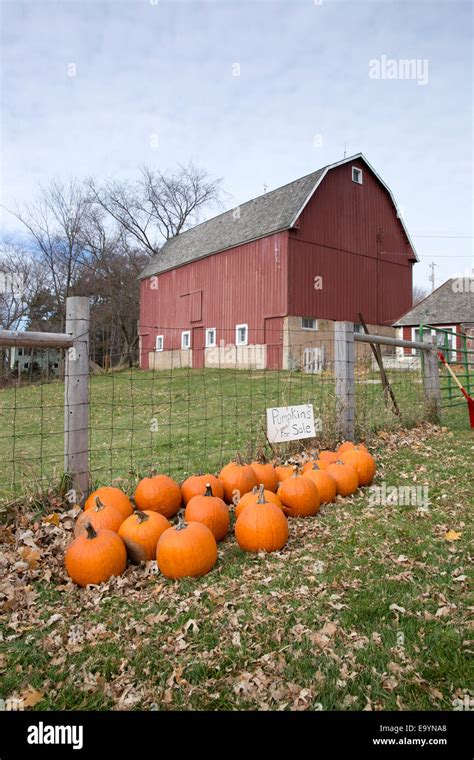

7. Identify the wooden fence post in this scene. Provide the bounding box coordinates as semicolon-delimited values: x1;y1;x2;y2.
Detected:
64;296;90;497
334;321;355;440
422;335;441;422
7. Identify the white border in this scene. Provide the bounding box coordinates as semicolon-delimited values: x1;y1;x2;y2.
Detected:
155;335;164;352
181;330;191;350
352;166;363;184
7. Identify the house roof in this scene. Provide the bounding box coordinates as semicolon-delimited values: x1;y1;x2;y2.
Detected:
393;278;474;326
139;153;417;279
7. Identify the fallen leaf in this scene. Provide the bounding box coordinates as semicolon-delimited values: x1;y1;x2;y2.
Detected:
19;688;44;708
444;530;462;542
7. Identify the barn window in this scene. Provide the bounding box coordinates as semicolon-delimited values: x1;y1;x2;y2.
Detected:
236;324;248;346
181;331;191;350
155;335;164;352
302;318;318;330
352;167;363;184
206;328;216;348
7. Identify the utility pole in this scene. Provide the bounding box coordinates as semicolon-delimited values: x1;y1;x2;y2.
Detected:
429;261;437;291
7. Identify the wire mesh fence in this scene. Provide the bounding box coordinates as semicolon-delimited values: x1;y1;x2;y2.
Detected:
0;325;430;499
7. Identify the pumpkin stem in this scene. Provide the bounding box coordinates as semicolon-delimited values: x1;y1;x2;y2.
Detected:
85;522;97;540
256;484;267;504
291;465;300;477
135;510;149;523
312;463;320;471
235;452;244;466
256;448;268;464
94;496;105;512
149;467;157;478
204;483;214;497
175;510;187;531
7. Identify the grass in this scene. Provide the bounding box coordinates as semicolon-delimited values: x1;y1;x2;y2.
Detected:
0;410;471;711
0;364;428;497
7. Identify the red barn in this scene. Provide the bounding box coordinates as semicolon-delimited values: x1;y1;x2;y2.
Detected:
139;153;417;370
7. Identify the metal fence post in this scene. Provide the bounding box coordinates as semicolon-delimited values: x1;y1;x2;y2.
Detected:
64;296;90;496
335;321;355;440
422;335;441;422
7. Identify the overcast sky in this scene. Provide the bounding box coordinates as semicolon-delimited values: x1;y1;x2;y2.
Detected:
1;0;472;290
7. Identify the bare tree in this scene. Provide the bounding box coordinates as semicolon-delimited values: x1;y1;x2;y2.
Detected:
87;162;222;256
8;179;88;328
0;238;47;330
77;206;147;367
413;285;429;305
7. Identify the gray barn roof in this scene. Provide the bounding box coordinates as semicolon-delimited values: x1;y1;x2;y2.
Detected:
139;153;416;279
394;278;474;326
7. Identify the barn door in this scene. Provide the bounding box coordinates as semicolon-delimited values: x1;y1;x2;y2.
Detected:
192;326;205;369
264;317;283;370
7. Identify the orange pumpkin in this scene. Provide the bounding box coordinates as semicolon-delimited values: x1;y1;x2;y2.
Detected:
302;464;337;504
337;441;368;455
340;447;376;486
181;474;224;505
318;450;339;464
302;459;318;473
274;464;295;483
118;510;171;563
250;454;278;492
235;486;284;519
219;455;257;503
134;473;182;518
184;484;230;541
75;497;124;537
235;486;288;553
65;523;127;587
277;468;320;517
326;461;359;496
84;487;133;520
156;514;217;579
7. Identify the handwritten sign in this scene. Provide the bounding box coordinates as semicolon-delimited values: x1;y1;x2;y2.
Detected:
266;404;316;444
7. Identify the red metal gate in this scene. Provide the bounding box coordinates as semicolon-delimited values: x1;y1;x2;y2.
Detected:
192;326;205;369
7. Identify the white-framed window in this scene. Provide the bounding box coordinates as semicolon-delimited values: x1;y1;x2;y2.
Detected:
205;328;216;348
352;166;363;185
155;335;164;352
412;326;457;358
236;323;248;346
181;331;191;350
302;317;318;330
